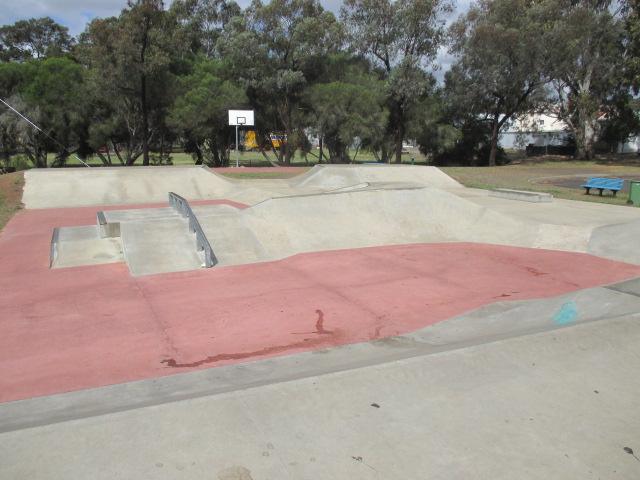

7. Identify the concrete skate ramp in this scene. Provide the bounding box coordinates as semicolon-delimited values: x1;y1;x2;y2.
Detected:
22;166;244;209
588;218;640;265
289;164;464;190
238;187;587;262
23;164;462;210
50;186;602;274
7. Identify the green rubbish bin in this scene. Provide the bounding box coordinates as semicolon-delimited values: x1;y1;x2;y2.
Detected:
628;181;640;206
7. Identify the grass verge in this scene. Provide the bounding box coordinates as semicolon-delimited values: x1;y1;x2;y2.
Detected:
0;172;25;231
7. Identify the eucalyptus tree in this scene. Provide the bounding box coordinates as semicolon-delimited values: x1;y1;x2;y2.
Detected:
78;0;182;165
406;93;460;162
0;17;74;62
624;0;640;90
304;55;387;163
0;57;87;167
542;0;626;160
170;0;241;58
218;0;344;165
341;0;453;163
167;57;248;166
599;91;640;152
448;0;549;166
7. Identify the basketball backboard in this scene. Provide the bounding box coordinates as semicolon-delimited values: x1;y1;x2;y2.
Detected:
228;110;255;126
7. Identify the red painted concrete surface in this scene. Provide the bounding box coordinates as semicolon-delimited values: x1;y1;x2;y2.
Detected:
2;205;640;403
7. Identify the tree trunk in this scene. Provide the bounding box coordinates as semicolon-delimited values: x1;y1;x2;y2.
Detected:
194;143;203;165
573;112;597;161
141;73;149;166
318;136;324;164
260;150;281;167
489;111;500;167
395;100;405;164
281;93;293;167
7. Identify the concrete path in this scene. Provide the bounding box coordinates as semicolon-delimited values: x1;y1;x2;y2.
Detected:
3;165;640;479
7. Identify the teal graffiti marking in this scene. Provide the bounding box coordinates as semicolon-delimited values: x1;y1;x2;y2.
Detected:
553;301;578;325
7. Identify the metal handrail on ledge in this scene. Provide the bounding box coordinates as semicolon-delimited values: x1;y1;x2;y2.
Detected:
168;192;217;268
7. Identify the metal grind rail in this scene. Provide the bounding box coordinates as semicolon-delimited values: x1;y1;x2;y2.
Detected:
168;192;217;268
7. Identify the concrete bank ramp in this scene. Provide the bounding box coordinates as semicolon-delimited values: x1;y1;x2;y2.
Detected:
40;165;640;274
23;166;244;208
409;277;640;347
289;164;464;190
239;187;587;261
23;164;462;209
50;186;611;274
588;218;640;265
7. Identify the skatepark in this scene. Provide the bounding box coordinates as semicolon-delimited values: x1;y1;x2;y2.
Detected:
2;164;640;478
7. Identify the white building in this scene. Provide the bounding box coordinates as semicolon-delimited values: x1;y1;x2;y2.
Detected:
500;112;640;153
500;113;570;150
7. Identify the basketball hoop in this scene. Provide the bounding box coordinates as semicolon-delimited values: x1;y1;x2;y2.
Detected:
228;110;254;167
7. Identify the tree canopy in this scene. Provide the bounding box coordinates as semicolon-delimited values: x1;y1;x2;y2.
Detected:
341;0;453;163
0;0;637;168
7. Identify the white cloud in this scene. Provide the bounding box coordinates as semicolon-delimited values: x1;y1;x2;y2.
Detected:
1;0;127;35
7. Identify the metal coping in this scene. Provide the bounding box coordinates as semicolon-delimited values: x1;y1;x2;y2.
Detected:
168;192;217;267
49;228;60;268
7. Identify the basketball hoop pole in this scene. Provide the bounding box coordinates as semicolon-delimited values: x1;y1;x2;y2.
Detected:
235;124;239;168
235;118;246;168
228;110;252;168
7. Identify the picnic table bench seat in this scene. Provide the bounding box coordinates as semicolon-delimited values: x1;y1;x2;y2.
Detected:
581;177;624;197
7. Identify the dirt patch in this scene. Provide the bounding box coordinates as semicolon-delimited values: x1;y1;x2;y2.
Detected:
0;172;24;231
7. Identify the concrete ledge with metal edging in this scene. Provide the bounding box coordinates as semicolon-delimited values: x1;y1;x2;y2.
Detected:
168;192;217;267
97;211;121;238
489;189;553;203
49;228;60;267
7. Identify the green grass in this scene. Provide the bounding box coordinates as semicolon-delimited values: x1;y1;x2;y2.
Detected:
441;160;640;206
12;148;428;168
0;173;24;231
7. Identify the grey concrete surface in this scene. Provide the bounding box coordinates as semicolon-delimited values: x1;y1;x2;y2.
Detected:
22;165;464;209
589;219;640;265
54;204;246;274
22;166;254;208
199;214;274;266
45;166;640;275
120;217;205;275
51;225;124;268
51;185;640;274
289;164;465;190
1;314;639;479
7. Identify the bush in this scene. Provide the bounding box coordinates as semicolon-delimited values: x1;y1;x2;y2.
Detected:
433;143;508;166
11;154;31;171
